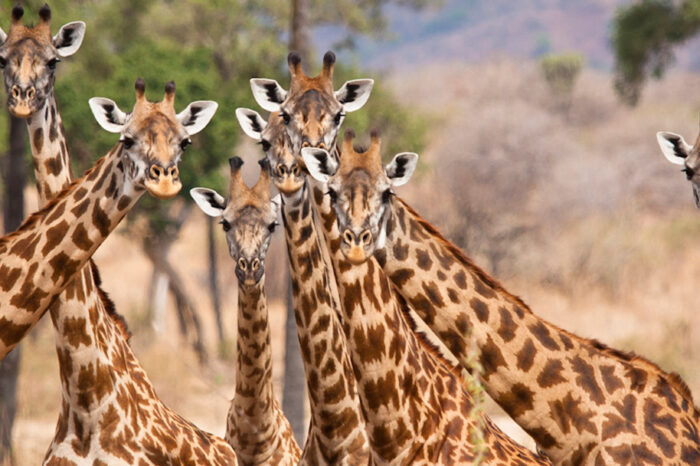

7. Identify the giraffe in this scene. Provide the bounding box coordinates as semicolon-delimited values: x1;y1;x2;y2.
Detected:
191;157;301;464
302;130;700;465
657;124;700;207
0;75;234;464
225;107;372;464
299;129;550;464
250;50;373;154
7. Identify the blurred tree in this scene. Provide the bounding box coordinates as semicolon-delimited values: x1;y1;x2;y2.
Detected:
613;0;700;105
540;52;583;113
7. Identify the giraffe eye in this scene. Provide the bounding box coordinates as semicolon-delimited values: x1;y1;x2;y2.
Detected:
120;137;135;149
220;219;231;232
334;111;345;125
0;57;7;69
268;221;279;233
326;188;337;204
259;139;271;152
683;166;695;180
180;138;191;151
281;112;290;125
382;189;393;203
47;58;60;70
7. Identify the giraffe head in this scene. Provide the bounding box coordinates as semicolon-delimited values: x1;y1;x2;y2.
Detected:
303;129;418;264
235;107;305;197
657;123;700;207
250;51;373;153
89;79;218;199
191;158;281;287
0;4;85;118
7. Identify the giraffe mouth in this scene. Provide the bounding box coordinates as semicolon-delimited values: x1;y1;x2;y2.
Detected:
8;102;33;118
145;177;182;199
344;245;368;265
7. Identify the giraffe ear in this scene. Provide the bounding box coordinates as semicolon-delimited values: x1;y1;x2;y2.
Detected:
53;21;86;57
250;79;287;112
657;131;691;165
89;97;128;133
190;188;226;217
385;152;418;187
235;108;266;141
335;79;374;112
0;28;7;45
177;101;219;136
302;147;338;183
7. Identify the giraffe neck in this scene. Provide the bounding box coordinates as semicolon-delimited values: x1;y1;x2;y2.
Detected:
374;197;700;463
280;182;370;463
226;279;301;463
0;145;143;361
27;91;73;204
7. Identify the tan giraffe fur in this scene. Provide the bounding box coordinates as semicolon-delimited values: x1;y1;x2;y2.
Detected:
191;157;301;464
0;27;233;460
234;108;371;464
302;131;552;464
304;129;700;465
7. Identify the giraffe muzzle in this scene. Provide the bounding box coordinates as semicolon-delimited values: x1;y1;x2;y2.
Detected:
342;229;372;265
145;164;181;199
8;85;37;118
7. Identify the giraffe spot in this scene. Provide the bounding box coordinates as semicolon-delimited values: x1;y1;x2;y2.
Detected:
528;320;560;351
41;220;70;256
497;306;517;342
0;316;32;347
499;382;535;419
71;224;92;251
604;444;661;465
447;287;459;304
600;364;624;395
528;427;559;449
453;270;467;289
470;297;489;323
549;391;597;436
474;278;496;299
479;334;507;379
72;187;87;201
341;279;362;320
9;232;41;261
411;294;436;325
389;268;414;287
44;154;63;177
601;410;635;439
10;264;49;312
363;370;400;412
45;200;67;224
92;203;111;237
516;338;536;371
422;281;444;308
537;359;566;388
569;443;597;465
32;127;43;153
296;224;313;246
106;174;118;198
117;196;132;211
48;252;81;286
353;324;385;364
682;445;700;464
0;265;21;291
71;199;90;218
62;317;92;348
392;238;409;260
570;355;605;405
644;399;677;458
416;248;432;271
652;378;680;412
613;393;637;424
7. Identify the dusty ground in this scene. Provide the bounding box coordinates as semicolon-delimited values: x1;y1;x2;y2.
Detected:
9;61;700;463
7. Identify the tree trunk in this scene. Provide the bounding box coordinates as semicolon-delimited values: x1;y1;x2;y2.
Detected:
290;0;311;63
282;266;307;444
207;217;224;345
0;115;26;466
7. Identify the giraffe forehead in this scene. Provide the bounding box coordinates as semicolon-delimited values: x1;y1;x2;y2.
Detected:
131;112;183;140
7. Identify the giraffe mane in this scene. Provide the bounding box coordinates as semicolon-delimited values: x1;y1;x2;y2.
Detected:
89;260;132;342
394;196;700;412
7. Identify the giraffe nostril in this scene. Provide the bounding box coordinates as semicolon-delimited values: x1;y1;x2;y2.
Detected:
168;166;179;178
150;165;163;179
277;165;287;176
238;258;247;271
11;85;20;98
291;164;301;176
360;230;372;245
317;142;326;150
343;230;354;245
302;141;310;148
251;258;260;270
26;87;35;99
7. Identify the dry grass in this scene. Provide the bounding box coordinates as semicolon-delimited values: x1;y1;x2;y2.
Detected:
10;60;700;462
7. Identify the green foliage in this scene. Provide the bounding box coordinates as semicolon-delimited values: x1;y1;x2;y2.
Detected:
539;52;583;96
612;0;700;105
